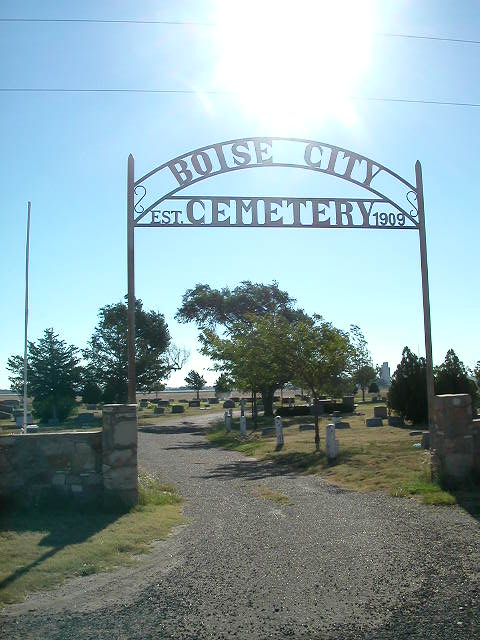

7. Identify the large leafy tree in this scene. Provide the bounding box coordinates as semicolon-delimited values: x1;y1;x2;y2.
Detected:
7;328;81;422
200;313;295;418
176;281;304;328
387;347;428;424
177;281;305;413
83;298;187;403
434;349;478;411
291;316;352;449
184;369;206;400
349;325;376;402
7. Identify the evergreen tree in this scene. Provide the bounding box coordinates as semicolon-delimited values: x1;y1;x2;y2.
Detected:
388;347;428;424
435;349;478;411
184;370;207;400
7;328;81;422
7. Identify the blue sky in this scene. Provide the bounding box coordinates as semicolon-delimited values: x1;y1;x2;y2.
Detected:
1;0;479;389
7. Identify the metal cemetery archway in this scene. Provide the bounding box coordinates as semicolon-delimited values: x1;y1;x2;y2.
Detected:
127;137;434;425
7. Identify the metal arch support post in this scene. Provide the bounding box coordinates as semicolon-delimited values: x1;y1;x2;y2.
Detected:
127;154;136;404
415;160;434;428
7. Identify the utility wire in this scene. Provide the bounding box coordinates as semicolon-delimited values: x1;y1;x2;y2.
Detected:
0;17;479;46
0;87;479;107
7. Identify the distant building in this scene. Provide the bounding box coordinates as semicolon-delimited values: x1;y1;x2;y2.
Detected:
379;362;391;386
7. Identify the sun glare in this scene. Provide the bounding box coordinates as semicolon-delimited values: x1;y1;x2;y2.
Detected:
212;0;374;128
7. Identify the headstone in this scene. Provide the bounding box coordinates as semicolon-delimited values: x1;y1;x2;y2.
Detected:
335;421;351;429
25;424;39;434
299;423;315;431
231;396;240;402
139;399;148;408
225;411;232;432
371;396;378;402
240;398;245;417
239;415;247;439
366;417;383;427
208;397;219;404
331;410;342;425
86;403;97;410
342;396;355;412
77;412;95;426
374;406;388;419
158;400;170;407
223;400;235;409
1;399;19;409
282;397;290;404
326;423;339;460
275;415;284;446
0;410;11;420
189;400;200;408
15;413;34;427
388;416;404;427
171;405;185;414
409;430;423;436
154;407;165;415
261;427;275;436
421;432;430;449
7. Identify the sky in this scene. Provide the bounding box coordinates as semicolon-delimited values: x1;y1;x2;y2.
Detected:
1;0;479;389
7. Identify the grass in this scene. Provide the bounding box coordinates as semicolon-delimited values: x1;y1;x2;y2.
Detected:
206;402;475;508
253;485;292;505
0;471;184;605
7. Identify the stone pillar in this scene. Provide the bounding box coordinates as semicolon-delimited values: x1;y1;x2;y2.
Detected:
240;416;247;440
225;412;232;433
102;404;138;507
431;394;474;484
275;416;284;447
326;423;339;461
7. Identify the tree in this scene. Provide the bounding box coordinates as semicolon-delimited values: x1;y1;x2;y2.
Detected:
474;361;480;389
177;281;305;416
434;349;478;412
7;328;81;422
83;298;187;403
185;370;206;400
176;281;304;328
200;313;295;418
291;316;352;449
349;325;375;402
387;347;427;424
214;373;232;396
368;381;379;393
81;380;103;405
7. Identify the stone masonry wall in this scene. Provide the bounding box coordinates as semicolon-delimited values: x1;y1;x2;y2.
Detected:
0;404;138;507
0;430;103;503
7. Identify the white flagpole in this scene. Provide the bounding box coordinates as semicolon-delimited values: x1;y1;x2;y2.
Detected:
23;201;31;433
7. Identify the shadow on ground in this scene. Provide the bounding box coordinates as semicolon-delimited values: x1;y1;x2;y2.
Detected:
0;501;120;594
139;424;205;435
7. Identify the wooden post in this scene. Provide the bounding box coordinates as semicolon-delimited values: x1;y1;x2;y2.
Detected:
127;154;136;405
416;160;434;429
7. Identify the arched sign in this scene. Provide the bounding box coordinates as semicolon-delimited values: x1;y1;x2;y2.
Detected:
126;137;434;423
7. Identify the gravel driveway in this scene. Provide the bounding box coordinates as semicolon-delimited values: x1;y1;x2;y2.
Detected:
2;416;479;639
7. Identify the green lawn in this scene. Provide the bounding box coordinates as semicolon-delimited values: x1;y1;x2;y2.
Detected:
0;472;184;605
207;402;463;507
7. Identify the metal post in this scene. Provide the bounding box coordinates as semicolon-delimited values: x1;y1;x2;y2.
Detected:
415;160;434;429
127;154;136;404
23;201;31;432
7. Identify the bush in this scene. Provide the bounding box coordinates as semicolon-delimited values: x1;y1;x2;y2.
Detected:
368;382;379;393
33;393;76;423
81;381;103;405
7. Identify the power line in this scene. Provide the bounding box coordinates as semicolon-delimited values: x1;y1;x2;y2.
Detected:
0;17;479;46
0;87;479;107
